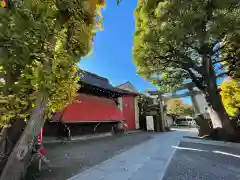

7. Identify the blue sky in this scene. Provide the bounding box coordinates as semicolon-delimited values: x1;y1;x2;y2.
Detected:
78;0;192;104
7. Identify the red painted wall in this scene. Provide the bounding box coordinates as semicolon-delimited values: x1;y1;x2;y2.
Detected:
52;94;124;123
122;95;136;130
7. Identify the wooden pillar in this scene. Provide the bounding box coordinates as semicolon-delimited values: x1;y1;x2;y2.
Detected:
153;94;165;132
148;91;165;132
159;96;165;132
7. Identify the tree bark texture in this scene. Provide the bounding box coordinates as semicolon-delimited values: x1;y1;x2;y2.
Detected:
206;106;222;128
203;57;235;135
0;119;26;174
0;92;48;180
159;97;165;132
207;88;235;134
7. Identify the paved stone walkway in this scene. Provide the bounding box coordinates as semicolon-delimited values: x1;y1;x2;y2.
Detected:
68;131;195;180
26;132;153;180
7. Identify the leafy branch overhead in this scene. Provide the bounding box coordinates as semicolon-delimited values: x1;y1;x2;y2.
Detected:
116;0;121;5
133;0;240;134
221;32;240;79
0;0;105;126
138;93;153;115
0;1;114;179
133;0;240;92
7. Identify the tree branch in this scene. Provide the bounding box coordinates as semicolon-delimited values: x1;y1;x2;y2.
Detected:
200;0;215;59
212;58;228;64
216;72;228;78
170;46;204;75
184;41;202;55
185;68;205;91
211;41;226;56
214;63;227;71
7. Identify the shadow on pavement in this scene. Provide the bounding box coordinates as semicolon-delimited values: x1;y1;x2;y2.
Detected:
25;132;154;180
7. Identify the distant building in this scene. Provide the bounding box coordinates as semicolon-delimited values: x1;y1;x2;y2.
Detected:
43;70;139;137
116;81;139;130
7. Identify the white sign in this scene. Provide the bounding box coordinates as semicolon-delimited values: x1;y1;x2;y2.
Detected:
146;116;154;131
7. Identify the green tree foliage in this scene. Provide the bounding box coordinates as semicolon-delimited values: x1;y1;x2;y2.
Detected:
116;0;121;5
220;77;240;117
138;93;153;115
0;0;104;127
133;0;240;133
133;0;240;91
166;99;194;117
221;32;240;79
0;1;108;179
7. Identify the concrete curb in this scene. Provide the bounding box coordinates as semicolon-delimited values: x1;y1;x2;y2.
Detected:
158;141;180;180
127;130;143;134
43;133;112;144
171;128;198;133
43;130;143;144
181;137;240;149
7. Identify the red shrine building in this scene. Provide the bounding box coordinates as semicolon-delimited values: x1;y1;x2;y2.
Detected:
116;81;140;130
43;70;139;137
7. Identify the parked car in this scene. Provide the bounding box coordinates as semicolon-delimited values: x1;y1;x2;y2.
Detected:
175;116;196;127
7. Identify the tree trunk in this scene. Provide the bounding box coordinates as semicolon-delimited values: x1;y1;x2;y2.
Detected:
0;92;48;180
203;56;235;135
206;106;222;128
0;12;66;180
207;88;235;135
0;119;26;174
207;75;234;135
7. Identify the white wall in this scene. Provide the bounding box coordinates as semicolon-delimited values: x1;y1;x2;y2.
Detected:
134;97;139;129
118;97;123;112
146;116;154;131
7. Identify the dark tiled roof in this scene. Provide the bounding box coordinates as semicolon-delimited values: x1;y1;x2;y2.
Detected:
78;70;109;87
77;70;125;94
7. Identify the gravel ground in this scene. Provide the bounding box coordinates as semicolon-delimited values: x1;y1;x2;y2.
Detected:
163;141;240;180
26;132;154;180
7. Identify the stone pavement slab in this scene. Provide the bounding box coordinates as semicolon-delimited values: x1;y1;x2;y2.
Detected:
68;130;195;180
26;132;154;180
